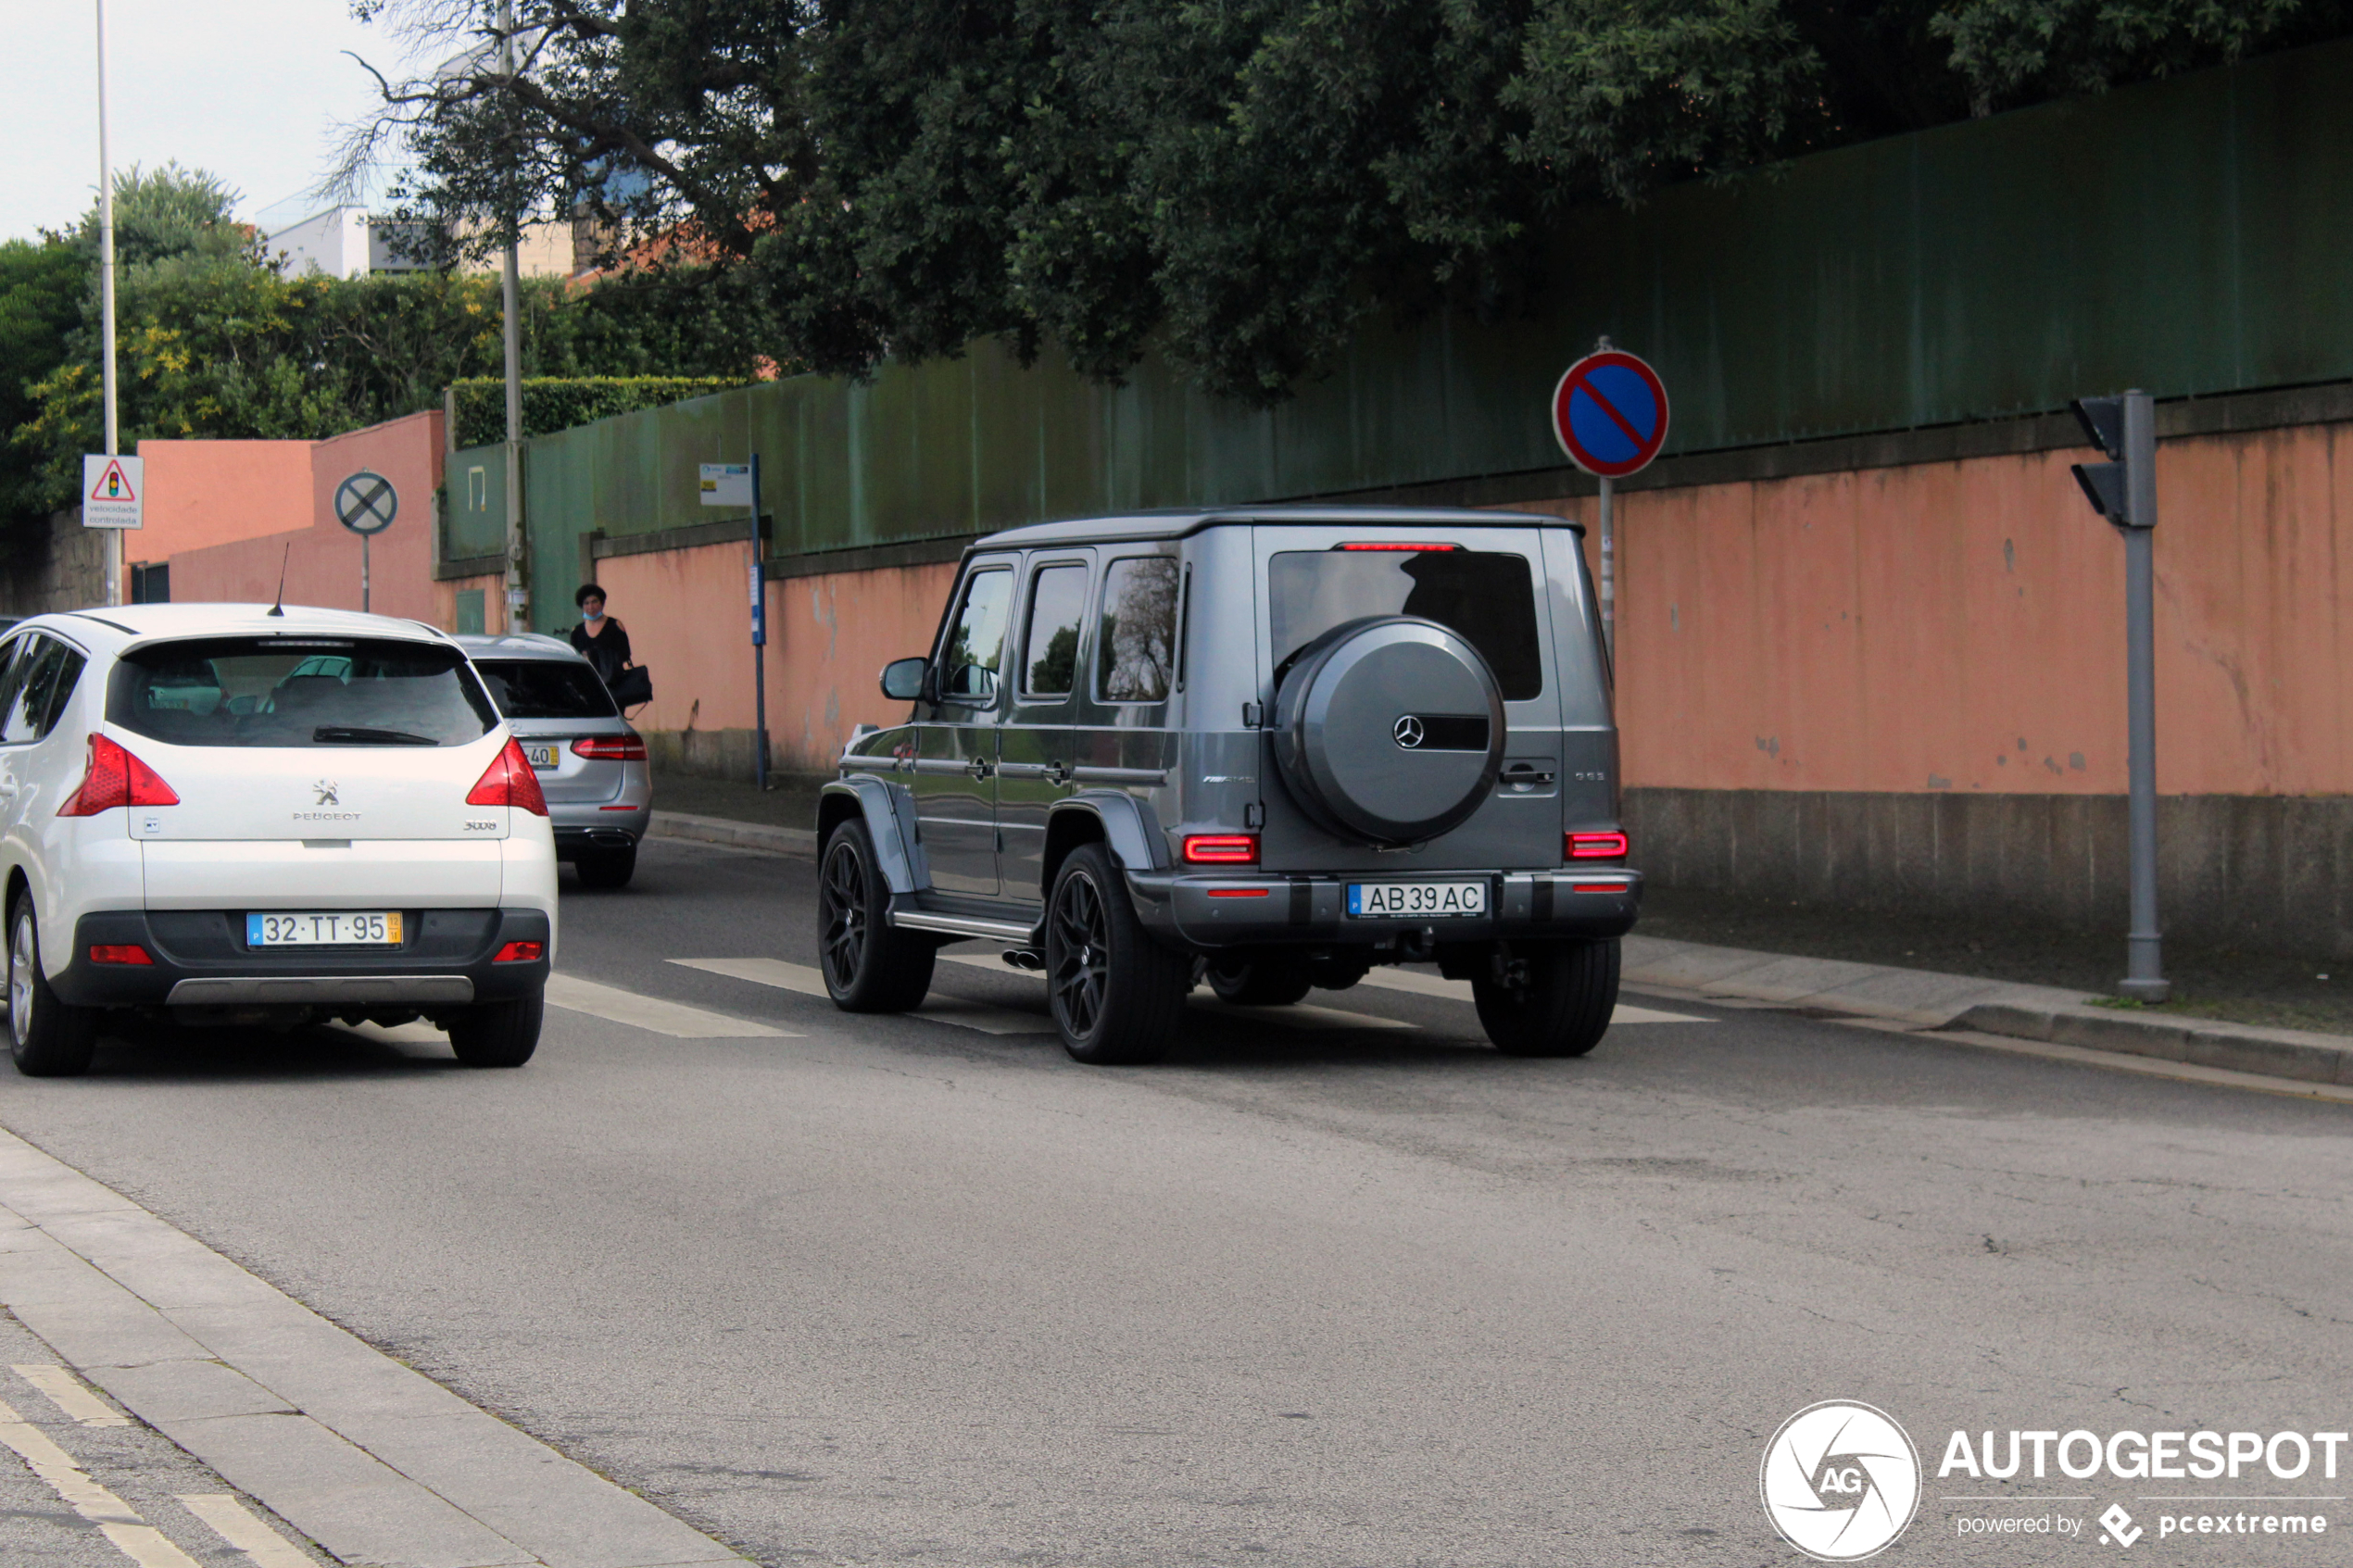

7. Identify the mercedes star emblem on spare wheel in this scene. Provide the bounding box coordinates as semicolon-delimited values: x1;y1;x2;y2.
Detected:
1392;715;1426;749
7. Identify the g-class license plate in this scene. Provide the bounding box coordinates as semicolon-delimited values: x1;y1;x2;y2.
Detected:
524;743;561;770
1347;881;1489;919
246;912;402;947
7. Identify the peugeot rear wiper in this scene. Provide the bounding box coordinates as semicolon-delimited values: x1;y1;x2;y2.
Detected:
312;725;439;746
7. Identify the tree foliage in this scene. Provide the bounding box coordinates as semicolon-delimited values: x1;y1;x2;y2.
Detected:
0;164;768;538
349;0;2351;405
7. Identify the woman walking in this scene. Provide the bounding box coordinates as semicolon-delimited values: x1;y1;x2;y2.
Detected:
570;583;632;684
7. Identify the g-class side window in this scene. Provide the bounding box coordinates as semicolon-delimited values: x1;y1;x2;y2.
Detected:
1020;563;1089;697
1268;547;1544;700
1096;557;1178;703
939;568;1013;701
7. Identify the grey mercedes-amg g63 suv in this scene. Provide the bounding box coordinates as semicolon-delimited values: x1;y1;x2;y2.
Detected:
816;507;1638;1064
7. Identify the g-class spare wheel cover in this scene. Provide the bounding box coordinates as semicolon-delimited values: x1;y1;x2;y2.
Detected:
1271;616;1506;845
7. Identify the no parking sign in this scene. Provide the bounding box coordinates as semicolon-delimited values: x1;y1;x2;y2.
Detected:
1551;349;1668;477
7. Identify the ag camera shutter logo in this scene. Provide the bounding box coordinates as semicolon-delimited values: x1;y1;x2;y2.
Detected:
1760;1400;1921;1562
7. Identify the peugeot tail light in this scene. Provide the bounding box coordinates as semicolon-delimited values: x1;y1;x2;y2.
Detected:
466;738;549;816
58;734;180;817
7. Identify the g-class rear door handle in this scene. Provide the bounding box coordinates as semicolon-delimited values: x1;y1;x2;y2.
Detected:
966;757;995;780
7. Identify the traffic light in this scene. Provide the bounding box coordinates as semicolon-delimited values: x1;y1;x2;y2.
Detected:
2070;394;2150;528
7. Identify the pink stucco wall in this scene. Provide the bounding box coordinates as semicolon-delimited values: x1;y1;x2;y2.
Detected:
130;439;316;565
166;412;445;622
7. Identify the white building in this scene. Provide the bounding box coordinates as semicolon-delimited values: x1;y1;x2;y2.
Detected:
255;196;588;281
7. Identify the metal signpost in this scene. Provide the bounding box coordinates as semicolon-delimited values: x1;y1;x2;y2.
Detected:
2069;391;2170;1002
1551;339;1669;659
333;470;398;614
700;459;769;789
94;0;123;606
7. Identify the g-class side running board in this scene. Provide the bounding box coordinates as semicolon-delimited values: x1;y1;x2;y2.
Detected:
889;909;1040;943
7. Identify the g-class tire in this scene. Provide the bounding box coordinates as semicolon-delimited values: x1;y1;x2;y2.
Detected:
7;899;96;1078
818;820;936;1012
1047;844;1189;1065
448;991;542;1067
1473;939;1619;1058
1205;958;1314;1007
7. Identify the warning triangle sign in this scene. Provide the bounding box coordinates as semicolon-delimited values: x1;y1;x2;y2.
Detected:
88;458;136;503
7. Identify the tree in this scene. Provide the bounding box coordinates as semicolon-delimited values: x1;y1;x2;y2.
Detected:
346;0;2352;406
0;239;85;528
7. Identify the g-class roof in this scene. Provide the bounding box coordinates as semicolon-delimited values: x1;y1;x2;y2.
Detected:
972;504;1579;551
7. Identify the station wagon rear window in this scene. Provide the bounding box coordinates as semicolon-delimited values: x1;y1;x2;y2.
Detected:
472;659;620;720
1268;549;1544;700
107;638;498;748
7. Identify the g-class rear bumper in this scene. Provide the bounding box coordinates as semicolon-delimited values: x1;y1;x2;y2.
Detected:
52;908;552;1010
1127;870;1640;948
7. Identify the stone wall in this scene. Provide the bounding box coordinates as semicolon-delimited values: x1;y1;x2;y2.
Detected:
0;508;108;618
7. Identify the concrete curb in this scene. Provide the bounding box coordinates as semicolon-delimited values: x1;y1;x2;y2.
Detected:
1620;935;2353;1087
0;1128;747;1568
648;810;817;857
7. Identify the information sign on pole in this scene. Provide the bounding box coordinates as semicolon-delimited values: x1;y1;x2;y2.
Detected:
82;454;143;529
333;470;398;614
699;463;754;508
1551;343;1668;659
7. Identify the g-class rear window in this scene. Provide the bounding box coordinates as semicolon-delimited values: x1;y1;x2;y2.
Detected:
107;637;498;747
1268;548;1543;700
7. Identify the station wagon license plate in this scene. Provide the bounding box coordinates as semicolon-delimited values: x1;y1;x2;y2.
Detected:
523;743;561;770
1346;881;1489;919
246;912;402;947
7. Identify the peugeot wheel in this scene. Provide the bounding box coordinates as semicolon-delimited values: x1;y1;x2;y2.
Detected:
1473;939;1619;1058
448;990;542;1067
818;820;934;1011
8;899;96;1078
1046;844;1188;1065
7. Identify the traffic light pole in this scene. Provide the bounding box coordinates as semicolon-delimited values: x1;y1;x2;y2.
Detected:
2119;393;2168;1001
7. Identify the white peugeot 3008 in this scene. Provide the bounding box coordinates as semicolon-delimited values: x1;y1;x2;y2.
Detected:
0;605;558;1076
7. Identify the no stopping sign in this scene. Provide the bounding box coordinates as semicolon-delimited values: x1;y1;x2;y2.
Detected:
1552;350;1669;478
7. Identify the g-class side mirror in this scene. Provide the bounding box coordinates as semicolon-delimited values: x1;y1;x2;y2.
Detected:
880;657;929;701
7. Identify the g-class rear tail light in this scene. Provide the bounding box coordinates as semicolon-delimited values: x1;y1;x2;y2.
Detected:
1567;831;1629;860
467;738;549;816
1182;834;1260;864
1336;542;1462;552
572;735;648;761
58;734;180;816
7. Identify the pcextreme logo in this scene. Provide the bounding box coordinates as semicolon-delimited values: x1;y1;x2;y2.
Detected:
1761;1401;1923;1562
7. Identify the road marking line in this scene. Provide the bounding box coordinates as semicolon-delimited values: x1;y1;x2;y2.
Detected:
178;1494;317;1568
12;1362;129;1426
546;973;791;1038
1189;996;1417;1031
0;1399;205;1566
671;958;1056;1034
1929;1026;2353;1105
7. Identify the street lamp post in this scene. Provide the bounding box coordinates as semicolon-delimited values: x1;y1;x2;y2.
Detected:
96;0;120;608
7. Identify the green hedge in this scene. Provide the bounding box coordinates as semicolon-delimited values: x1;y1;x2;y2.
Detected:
451;376;744;448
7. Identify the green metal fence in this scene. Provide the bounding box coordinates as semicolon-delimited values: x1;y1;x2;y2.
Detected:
469;39;2353;633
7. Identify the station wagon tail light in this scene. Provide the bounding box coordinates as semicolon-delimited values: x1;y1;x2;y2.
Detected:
494;940;545;963
467;738;549;816
1183;834;1259;864
1567;831;1629;860
58;734;180;817
88;944;153;965
572;735;648;761
1336;542;1461;552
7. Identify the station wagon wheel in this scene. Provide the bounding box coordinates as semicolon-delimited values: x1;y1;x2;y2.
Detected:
1045;843;1188;1066
7;899;96;1078
817;820;934;1012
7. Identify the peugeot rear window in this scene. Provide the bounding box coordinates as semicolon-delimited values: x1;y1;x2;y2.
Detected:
107;637;498;747
472;659;620;720
1268;548;1544;699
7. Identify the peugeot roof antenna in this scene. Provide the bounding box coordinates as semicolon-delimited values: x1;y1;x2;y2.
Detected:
266;543;290;617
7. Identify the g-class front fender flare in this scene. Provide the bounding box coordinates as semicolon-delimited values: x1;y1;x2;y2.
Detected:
818;776;924;895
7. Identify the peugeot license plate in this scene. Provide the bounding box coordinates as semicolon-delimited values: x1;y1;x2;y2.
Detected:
524;743;560;770
1346;881;1489;919
246;912;402;947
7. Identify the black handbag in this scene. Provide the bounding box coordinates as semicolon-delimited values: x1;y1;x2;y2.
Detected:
608;664;653;708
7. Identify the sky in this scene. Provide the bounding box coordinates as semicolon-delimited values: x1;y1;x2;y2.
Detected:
0;0;428;242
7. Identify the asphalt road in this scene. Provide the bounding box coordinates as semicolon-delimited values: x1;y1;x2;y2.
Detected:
2;837;2349;1566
